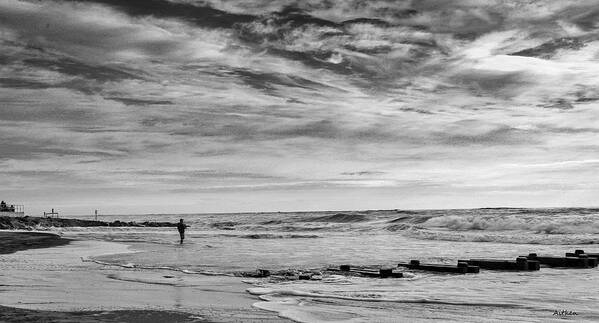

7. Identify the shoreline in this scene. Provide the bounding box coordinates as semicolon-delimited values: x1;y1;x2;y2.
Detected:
0;305;209;323
0;232;293;323
0;303;291;323
0;231;71;255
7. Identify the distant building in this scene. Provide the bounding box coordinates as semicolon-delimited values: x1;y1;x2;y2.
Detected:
0;200;25;216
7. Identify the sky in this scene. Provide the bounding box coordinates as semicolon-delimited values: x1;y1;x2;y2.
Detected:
1;0;599;215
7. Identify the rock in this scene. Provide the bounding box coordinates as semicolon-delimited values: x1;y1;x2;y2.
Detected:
0;216;177;229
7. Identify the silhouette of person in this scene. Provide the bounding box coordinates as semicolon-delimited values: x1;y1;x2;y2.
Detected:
177;219;189;244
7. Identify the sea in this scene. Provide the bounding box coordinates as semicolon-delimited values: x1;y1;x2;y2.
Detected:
47;208;599;322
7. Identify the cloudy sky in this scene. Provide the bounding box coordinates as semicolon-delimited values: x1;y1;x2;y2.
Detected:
1;0;599;215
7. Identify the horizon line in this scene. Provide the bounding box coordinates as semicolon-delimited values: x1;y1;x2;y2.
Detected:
46;205;599;218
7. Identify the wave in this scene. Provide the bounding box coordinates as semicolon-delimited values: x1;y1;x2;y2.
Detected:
248;287;523;308
85;256;325;279
81;257;231;276
384;223;413;231
422;215;526;231
276;225;332;232
532;222;599;234
241;234;320;239
388;215;434;224
405;228;598;245
300;213;369;223
421;214;599;234
259;219;285;225
211;221;238;230
106;273;184;286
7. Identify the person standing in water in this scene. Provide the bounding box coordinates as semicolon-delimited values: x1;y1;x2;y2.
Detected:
177;219;189;244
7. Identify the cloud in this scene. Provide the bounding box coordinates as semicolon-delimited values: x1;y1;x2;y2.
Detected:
448;71;528;99
505;159;599;169
341;171;386;176
509;37;588;59
23;58;144;82
436;124;538;146
0;78;54;90
77;0;256;28
107;97;173;106
228;68;342;95
1;0;599;213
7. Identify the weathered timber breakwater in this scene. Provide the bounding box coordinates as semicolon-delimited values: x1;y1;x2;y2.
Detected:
0;216;177;230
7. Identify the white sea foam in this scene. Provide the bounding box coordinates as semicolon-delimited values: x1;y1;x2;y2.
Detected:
421;214;599;234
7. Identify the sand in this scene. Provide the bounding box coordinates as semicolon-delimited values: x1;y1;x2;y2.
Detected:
0;231;71;255
0;306;207;323
0;232;292;323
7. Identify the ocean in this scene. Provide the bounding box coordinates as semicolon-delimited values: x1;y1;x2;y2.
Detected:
45;208;599;321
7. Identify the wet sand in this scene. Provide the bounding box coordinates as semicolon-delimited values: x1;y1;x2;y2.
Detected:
0;231;70;255
0;232;292;323
0;306;207;323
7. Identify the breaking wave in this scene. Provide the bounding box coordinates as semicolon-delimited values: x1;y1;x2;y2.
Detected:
421;214;599;234
298;213;370;223
64;207;599;245
405;228;598;245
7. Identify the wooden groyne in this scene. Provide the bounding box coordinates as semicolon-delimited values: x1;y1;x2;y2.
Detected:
524;249;598;268
397;260;479;274
564;249;599;267
525;253;594;268
319;250;598;280
456;257;540;271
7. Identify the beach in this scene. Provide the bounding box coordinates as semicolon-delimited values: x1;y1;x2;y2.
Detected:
1;208;598;322
2;0;599;321
0;231;292;323
0;306;205;323
0;231;70;255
